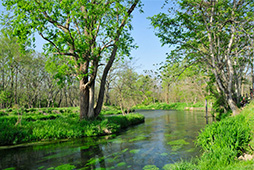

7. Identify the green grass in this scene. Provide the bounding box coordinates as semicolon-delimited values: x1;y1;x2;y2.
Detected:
100;105;122;115
100;105;135;115
166;101;254;170
133;102;206;111
0;107;144;146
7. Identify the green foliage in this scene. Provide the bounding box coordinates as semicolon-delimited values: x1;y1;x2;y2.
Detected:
2;0;141;119
211;94;232;120
163;161;197;170
197;115;251;156
0;91;9;104
46;164;76;170
197;146;237;169
117;162;126;167
167;103;254;169
3;168;16;170
100;105;122;115
134;102;204;111
149;0;254;114
143;165;159;170
107;113;145;130
0;120;33;145
0;108;144;145
0;110;8;116
129;149;140;154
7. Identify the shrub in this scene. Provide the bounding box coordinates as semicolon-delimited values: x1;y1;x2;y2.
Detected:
0;120;32;145
163;160;197;170
0;110;8;116
27;108;37;112
5;108;13;113
198;146;237;169
195;114;252;169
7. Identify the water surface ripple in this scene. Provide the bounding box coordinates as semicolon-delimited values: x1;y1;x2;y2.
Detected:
0;110;212;170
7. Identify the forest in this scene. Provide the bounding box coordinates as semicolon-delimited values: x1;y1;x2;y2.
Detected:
0;0;254;118
1;0;254;170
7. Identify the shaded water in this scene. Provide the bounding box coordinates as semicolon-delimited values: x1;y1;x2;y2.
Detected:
0;110;212;170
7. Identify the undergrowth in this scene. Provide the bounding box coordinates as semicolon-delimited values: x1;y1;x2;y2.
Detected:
0;107;144;146
133;102;206;111
168;102;254;170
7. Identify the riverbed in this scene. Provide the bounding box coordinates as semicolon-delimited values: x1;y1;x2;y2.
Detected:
0;110;212;170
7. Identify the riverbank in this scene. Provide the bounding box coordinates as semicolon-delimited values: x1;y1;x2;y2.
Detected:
133;102;209;111
166;102;254;170
0;107;144;146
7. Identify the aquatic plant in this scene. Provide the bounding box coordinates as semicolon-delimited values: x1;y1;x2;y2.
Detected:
143;165;160;170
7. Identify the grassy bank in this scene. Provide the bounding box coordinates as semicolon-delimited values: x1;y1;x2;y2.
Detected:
165;102;254;170
0;107;144;146
100;105;135;115
133;102;206;111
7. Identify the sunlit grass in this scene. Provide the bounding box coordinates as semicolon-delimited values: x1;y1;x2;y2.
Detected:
0;107;144;146
164;101;254;169
133;102;207;111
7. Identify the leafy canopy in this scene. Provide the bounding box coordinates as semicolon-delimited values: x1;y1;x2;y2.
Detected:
2;0;140;82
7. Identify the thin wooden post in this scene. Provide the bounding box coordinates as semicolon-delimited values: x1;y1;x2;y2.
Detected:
205;99;208;124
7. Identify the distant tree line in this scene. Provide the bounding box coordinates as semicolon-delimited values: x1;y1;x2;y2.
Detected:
0;29;210;110
0;30;79;109
2;0;254;117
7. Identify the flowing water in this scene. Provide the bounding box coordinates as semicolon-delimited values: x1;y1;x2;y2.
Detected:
0;110;213;170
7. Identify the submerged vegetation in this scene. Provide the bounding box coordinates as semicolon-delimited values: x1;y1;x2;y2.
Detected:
0;107;144;146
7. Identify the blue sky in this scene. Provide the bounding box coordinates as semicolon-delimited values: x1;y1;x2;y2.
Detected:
130;0;170;73
0;0;170;74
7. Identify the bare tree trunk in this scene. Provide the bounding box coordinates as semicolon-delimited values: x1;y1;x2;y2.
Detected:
252;54;254;90
95;46;117;116
79;78;89;120
228;97;240;116
15;68;18;105
1;64;4;108
64;86;68;107
88;82;95;118
58;90;63;107
165;83;170;104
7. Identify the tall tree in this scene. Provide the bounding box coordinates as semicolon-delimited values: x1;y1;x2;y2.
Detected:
3;0;141;119
0;29;23;108
150;0;254;115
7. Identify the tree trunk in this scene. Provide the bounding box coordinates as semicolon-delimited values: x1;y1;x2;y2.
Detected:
228;97;240;116
58;90;63;107
1;64;4;108
15;68;18;105
64;87;68;107
165;83;170;104
88;82;95;118
79;78;89;120
79;0;139;119
252;54;254;91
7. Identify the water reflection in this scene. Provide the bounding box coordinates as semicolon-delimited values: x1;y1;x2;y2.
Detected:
0;110;212;170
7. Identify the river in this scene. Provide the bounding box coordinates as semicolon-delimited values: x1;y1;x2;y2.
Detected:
0;110;212;170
